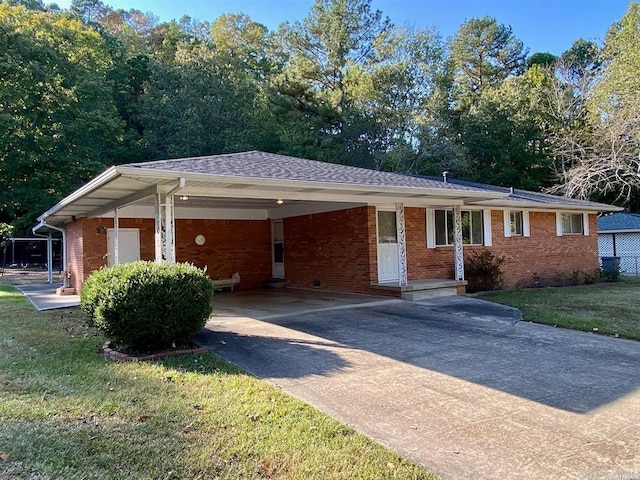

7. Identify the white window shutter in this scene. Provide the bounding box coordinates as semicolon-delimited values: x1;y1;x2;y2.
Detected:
583;213;590;235
523;211;530;237
556;212;564;237
483;210;492;246
426;208;436;249
503;210;511;238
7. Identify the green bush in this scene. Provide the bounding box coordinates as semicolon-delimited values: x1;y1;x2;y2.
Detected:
81;261;213;351
464;250;505;293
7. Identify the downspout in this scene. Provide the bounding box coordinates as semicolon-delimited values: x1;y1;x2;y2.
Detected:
33;220;66;285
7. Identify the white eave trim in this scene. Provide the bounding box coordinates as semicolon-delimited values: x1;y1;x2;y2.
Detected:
471;200;622;213
36;167;121;221
116;166;507;201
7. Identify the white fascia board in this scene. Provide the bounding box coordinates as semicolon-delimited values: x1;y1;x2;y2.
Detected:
117;166;506;201
37;167;121;222
471;199;622;213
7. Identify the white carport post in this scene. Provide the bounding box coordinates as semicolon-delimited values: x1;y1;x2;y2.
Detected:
113;207;120;265
453;205;465;281
164;194;175;263
395;202;408;286
154;193;163;263
46;234;53;283
154;178;185;264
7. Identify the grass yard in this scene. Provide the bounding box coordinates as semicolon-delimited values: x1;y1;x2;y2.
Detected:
0;284;437;480
482;279;640;341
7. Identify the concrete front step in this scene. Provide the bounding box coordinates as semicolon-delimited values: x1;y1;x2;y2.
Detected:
401;287;458;301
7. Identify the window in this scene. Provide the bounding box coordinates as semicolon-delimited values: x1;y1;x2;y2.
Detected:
561;213;584;234
556;212;589;237
434;210;484;246
510;211;523;236
503;210;530;238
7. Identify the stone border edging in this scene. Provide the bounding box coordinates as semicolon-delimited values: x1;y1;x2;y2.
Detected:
100;342;209;362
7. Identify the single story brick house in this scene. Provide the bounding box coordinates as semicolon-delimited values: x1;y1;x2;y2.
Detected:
33;151;621;298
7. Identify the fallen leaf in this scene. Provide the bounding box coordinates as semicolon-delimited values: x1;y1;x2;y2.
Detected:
183;424;196;434
0;453;9;461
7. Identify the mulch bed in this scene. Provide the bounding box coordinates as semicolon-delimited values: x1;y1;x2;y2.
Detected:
100;341;209;362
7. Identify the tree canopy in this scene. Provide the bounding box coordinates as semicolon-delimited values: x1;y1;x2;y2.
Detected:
1;0;638;234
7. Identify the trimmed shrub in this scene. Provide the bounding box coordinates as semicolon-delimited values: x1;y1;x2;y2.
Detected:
464;250;505;293
81;261;213;351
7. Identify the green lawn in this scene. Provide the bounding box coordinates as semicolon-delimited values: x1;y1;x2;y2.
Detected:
482;279;640;341
0;284;437;480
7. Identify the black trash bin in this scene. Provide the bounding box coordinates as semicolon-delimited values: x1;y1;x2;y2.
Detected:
601;256;620;275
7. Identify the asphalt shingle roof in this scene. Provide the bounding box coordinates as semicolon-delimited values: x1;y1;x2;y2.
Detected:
127;151;493;193
425;176;613;209
598;212;640;232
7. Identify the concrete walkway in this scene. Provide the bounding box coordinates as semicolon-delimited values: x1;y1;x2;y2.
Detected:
197;294;640;480
15;284;80;311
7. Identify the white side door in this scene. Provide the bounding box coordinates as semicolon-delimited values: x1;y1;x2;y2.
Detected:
107;228;140;266
377;210;399;282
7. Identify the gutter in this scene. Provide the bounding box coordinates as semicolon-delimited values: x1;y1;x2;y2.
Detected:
32;220;67;285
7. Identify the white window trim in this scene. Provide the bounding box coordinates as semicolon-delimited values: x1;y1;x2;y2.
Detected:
426;208;436;249
426;208;489;247
523;211;531;237
583;213;590;235
503;210;530;238
483;210;492;246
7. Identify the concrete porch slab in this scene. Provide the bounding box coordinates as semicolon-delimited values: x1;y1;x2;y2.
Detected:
371;279;467;293
15;283;80;311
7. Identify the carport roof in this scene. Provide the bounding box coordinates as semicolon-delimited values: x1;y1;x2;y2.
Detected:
34;151;620;229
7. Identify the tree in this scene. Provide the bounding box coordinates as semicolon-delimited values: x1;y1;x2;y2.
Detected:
274;0;394;166
0;4;123;233
459;69;551;189
527;51;557;68
450;16;528;105
547;4;640;203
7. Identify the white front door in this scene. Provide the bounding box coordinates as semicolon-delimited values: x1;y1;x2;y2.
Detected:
377;210;399;282
107;228;140;266
272;220;285;278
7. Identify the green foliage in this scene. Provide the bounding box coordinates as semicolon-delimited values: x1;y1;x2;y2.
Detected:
451;16;528;104
80;261;213;351
1;0;639;236
464;250;505;293
527;51;557;68
0;3;123;233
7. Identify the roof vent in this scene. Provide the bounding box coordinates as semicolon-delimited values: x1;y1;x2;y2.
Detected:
442;171;449;183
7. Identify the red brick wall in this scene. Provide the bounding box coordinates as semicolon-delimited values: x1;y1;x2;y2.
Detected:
65;207;599;294
488;210;599;288
175;219;271;289
406;208;599;288
67;217;271;292
283;206;378;293
405;207;454;280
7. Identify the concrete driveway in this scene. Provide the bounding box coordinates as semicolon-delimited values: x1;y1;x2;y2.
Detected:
196;291;640;480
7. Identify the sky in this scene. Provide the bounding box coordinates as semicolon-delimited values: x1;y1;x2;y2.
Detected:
52;0;632;55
